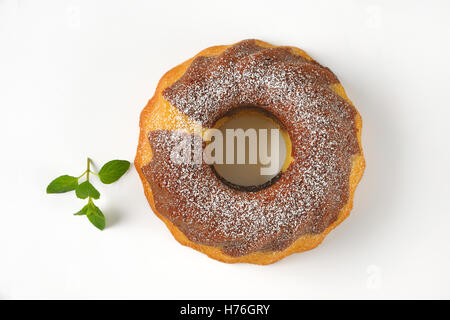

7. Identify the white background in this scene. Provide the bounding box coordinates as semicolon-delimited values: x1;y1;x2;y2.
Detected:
1;0;449;299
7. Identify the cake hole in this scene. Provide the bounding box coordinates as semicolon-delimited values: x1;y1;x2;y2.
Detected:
208;107;291;191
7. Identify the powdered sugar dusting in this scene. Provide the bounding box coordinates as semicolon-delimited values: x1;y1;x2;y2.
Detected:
142;40;360;257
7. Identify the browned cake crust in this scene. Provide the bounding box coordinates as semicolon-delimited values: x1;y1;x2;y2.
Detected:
135;40;365;264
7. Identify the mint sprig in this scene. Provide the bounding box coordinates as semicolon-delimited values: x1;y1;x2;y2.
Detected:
47;158;130;230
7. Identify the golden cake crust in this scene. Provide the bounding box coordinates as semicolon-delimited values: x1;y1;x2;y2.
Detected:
135;40;365;265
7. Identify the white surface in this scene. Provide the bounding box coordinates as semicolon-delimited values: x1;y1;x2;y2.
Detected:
1;0;450;299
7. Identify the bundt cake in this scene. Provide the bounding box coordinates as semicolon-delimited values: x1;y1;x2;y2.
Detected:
135;39;365;265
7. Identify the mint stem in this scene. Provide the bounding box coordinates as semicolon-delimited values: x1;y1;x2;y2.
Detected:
87;157;91;182
77;170;87;179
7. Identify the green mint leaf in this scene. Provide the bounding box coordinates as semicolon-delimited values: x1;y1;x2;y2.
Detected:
75;181;100;200
86;201;105;230
74;204;89;215
98;160;130;184
47;175;78;193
